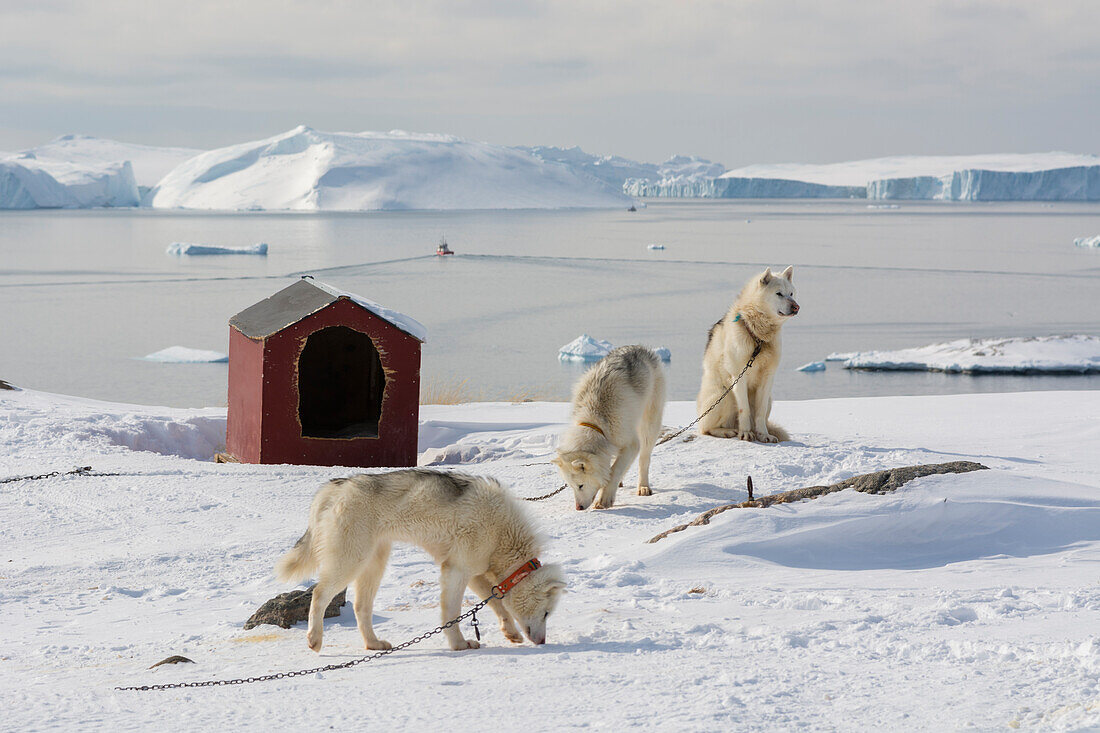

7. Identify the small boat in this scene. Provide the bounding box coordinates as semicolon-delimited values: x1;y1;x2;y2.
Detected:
436;236;454;256
627;204;637;212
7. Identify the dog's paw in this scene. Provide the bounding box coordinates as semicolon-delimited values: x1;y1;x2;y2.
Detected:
366;639;392;651
637;485;652;497
450;639;481;651
501;626;524;644
707;428;738;439
757;432;779;444
592;500;614;510
307;631;323;653
737;430;755;441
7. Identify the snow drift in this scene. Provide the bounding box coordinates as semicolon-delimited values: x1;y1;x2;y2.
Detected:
151;126;631;211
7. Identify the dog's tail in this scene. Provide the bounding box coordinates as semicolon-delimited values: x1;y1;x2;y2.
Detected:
275;529;317;583
768;421;790;442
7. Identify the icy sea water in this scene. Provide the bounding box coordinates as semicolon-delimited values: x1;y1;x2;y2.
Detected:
1;200;1098;408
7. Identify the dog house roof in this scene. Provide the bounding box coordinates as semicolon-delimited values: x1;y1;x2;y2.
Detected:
229;278;427;342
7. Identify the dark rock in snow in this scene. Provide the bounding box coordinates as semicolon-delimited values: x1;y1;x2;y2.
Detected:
244;586;346;630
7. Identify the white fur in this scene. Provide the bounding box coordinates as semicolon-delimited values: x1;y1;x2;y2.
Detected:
554;345;667;510
697;266;798;443
276;470;566;653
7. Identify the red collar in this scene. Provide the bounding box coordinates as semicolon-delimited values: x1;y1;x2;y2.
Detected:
492;559;541;597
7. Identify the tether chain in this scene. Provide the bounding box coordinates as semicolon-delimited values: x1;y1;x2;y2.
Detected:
0;466;124;485
115;592;499;691
654;340;762;447
519;340;761;500
522;484;568;502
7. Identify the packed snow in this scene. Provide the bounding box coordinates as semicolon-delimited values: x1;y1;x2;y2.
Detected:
151;127;631;211
141;347;229;363
167;242;269;256
1076;235;1100;249
2;386;1099;730
827;335;1100;374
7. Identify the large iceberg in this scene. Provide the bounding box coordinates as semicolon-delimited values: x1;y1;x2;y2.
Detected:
627;152;1100;201
0;154;139;209
0;135;203;209
152;126;632;211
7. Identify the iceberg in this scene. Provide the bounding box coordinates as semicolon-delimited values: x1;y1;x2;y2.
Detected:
1074;235;1100;249
558;334;613;362
834;336;1100;374
24;135;202;194
167;242;269;256
627;152;1100;201
152;126;631;211
141;346;228;363
0;154;139;209
796;361;826;372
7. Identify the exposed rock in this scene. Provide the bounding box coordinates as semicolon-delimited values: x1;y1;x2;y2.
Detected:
0;380;16;390
647;461;988;543
149;655;194;668
244;586;346;630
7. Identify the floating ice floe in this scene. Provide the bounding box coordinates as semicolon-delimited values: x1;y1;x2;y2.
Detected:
827;335;1100;374
797;361;826;372
652;347;672;362
167;242;268;256
1074;235;1100;248
867;204;900;209
142;346;228;363
647;243;665;250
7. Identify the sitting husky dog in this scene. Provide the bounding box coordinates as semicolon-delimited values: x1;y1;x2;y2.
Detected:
553;345;667;510
697;266;799;443
276;469;566;653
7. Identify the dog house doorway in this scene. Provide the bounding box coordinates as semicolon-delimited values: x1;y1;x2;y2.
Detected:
298;326;386;439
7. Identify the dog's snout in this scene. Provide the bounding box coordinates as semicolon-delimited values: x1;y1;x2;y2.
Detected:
576;503;584;511
789;300;800;314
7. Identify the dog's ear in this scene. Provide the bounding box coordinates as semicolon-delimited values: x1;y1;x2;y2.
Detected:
551;455;564;469
760;267;773;285
781;265;793;282
570;459;586;472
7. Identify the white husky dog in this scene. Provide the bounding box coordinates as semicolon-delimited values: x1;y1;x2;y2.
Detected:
276;469;566;653
697;266;799;443
553;345;667;510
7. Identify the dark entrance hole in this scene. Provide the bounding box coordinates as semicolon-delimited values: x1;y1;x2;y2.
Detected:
298;326;385;438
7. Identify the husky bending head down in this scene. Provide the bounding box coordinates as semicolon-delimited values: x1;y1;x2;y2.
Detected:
276;470;566;653
554;345;667;510
696;266;798;443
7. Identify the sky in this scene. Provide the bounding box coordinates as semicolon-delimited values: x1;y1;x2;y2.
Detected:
1;0;1097;167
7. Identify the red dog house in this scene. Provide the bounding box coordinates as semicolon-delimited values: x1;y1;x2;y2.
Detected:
225;278;426;467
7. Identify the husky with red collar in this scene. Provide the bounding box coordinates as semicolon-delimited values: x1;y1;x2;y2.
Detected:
276;470;566;652
554;345;667;510
697;266;799;443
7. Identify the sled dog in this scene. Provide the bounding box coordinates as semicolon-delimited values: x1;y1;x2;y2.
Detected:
554;345;667;510
276;469;566;653
697;266;799;443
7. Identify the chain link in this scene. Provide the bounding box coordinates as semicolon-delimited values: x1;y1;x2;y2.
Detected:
115;592;501;692
654;340;762;447
522;484;568;502
0;466;129;484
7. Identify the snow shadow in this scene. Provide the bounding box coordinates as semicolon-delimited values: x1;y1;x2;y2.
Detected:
721;492;1100;570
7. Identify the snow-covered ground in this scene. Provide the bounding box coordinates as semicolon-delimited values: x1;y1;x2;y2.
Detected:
151;126;630;211
3;385;1099;730
829;335;1100;374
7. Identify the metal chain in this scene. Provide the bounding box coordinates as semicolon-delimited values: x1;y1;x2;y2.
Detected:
115;592;500;692
522;484;568;502
522;340;761;499
0;466;125;485
654;340;762;447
